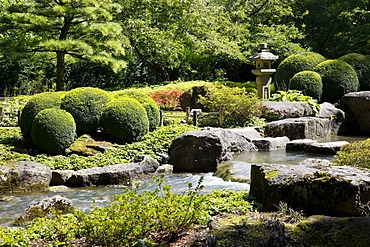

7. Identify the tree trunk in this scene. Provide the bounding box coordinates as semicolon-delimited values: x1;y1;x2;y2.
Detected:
56;51;65;91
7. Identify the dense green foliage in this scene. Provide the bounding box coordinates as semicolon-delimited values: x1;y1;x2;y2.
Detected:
19;92;64;143
31;109;76;155
100;98;149;144
199;85;263;127
334;139;370;169
289;71;323;101
270;90;320;115
180;84;212;111
0;124;197;170
314;59;359;101
0;95;30;127
61;87;111;134
112;91;160;131
0;185;251;246
339;53;370;91
274;52;326;90
0;0;126;91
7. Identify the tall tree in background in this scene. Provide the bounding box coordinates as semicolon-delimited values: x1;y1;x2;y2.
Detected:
292;0;370;58
0;0;126;91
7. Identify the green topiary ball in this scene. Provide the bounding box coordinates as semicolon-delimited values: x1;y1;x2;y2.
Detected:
112;91;160;131
100;98;149;144
289;71;323;101
314;59;359;101
19;92;65;143
31;108;76;155
339;53;370;91
60;87;111;134
274;52;326;89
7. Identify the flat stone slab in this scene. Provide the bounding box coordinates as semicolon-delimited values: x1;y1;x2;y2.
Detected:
305;141;349;155
251;136;290;150
286;139;318;152
50;156;159;187
250;159;370;216
262;102;313;120
264;117;330;140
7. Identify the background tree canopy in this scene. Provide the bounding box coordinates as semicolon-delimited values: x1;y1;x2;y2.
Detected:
0;0;368;95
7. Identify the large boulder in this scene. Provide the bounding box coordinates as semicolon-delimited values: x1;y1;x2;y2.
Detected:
0;161;52;194
264;117;330;140
250;159;370;216
262;102;313;120
50;156;159;187
304;141;349;155
342;91;370;133
169;129;258;172
319;102;345;134
251;137;290;150
15;195;74;225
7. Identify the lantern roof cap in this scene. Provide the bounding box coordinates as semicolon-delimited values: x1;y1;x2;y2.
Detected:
249;43;279;61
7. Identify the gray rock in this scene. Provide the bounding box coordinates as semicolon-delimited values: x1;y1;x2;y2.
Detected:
154;164;173;175
305;141;349;155
50;156;160;187
0;161;52;194
223;127;262;141
169;129;257;173
319;102;345;134
252;137;290;150
264;117;330;140
286;139;318;152
250;159;370;216
262;102;313;120
15;195;74;225
342;91;370;133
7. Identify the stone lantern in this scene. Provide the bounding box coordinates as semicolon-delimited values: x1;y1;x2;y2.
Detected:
249;43;279;99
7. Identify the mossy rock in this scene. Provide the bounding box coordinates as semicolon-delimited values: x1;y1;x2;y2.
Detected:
274;52;326;89
66;134;114;156
31;108;76;155
61;87;111;134
314;59;359;101
339;53;370;91
289;71;323;100
19;92;65;143
100;98;149;144
112;91;160;131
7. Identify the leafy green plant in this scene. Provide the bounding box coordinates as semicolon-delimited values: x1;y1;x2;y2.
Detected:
334;139;370;169
199;85;263;127
270;90;320;116
31;108;76;155
314;59;359;101
0;95;30;127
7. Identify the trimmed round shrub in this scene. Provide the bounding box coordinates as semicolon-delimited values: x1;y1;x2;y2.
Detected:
289;71;323;100
31;108;76;155
339;53;370;91
274;52;326;89
19;92;65;143
180;85;211;112
113;91;160;131
100;98;149;144
314;59;359;101
60;87;111;134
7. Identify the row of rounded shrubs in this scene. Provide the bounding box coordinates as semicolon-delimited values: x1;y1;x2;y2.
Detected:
19;87;160;155
274;52;370;101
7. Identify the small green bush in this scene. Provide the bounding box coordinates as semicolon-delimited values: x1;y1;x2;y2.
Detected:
112;91;160;131
60;87;111;134
334;139;370;169
339;53;370;91
31;108;76;155
289;71;323;101
199;85;263;127
270;90;320;115
100;98;149;144
19;92;65;143
274;52;326;89
314;59;359;101
180;85;211;111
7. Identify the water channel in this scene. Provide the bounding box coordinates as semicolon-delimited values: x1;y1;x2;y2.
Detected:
0;135;365;227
